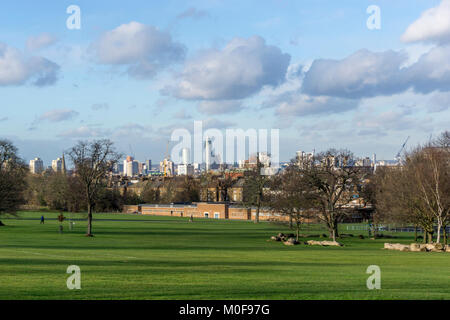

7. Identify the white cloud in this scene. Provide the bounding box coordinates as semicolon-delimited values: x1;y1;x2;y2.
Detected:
165;36;290;100
402;0;450;44
91;21;185;79
302;49;408;99
404;44;450;94
0;42;60;86
26;33;58;51
274;93;359;117
39;109;79;122
302;46;450;98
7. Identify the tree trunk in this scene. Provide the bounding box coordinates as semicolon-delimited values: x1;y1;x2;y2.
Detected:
254;195;260;224
443;227;447;245
436;220;442;244
296;221;300;242
86;203;93;236
255;205;260;224
428;231;433;244
289;215;293;229
423;230;428;244
414;225;418;242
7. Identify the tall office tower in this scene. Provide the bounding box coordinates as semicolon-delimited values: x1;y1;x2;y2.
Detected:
372;153;377;172
126;160;139;177
145;160;152;173
52;158;63;173
61;153;67;174
181;148;190;165
123;159;128;176
29;158;44;174
205;137;212;171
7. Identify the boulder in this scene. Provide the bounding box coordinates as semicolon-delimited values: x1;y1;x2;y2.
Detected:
307;240;343;247
284;237;299;246
446;245;450;253
383;243;409;251
409;243;427;252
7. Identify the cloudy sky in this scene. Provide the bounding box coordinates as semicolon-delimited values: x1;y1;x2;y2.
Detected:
0;0;449;165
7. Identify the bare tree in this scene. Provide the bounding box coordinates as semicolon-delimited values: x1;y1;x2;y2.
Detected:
242;154;270;223
68;139;121;236
301;149;362;241
0;140;27;225
409;144;449;244
268;162;315;241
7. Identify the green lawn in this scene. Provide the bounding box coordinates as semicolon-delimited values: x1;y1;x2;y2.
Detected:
0;211;449;300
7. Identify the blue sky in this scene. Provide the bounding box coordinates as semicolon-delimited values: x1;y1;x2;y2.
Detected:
0;0;449;165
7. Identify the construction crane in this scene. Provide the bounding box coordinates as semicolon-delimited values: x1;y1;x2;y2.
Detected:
395;136;410;164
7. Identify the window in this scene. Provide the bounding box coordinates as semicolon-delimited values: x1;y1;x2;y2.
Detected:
214;213;220;219
204;212;209;218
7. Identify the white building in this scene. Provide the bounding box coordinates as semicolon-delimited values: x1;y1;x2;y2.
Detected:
182;148;190;165
29;158;44;174
126;160;139;177
160;158;174;177
177;164;194;176
52;158;63;173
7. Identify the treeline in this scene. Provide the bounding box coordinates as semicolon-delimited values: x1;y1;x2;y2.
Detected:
1;132;448;243
261;131;449;244
24;172;202;212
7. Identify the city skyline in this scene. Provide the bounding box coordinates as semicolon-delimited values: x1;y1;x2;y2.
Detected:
1;1;449;164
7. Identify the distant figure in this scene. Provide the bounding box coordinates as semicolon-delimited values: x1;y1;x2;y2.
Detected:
40;215;45;224
189;214;194;223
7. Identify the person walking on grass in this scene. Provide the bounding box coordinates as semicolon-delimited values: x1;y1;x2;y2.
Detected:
40;215;45;224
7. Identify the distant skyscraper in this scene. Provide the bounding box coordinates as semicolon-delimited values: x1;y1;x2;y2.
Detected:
125;157;139;177
29;158;44;174
61;153;66;174
145;160;152;174
205;137;212;171
181;148;190;165
52;158;63;173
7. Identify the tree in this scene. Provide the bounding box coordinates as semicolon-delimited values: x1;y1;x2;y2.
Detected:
408;144;449;244
301;149;362;241
68;139;121;236
0;140;27;225
242;154;270;223
375;141;450;244
268;162;315;241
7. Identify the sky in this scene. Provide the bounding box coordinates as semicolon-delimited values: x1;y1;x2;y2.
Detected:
0;0;449;165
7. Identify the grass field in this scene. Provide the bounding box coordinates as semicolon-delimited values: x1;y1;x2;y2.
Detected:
0;211;449;300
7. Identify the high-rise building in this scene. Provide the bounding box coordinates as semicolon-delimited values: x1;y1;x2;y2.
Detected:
177;164;194;176
160;159;174;177
205;137;212;171
181;148;190;165
29;158;44;174
145;160;152;173
52;158;63;173
126;159;139;177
